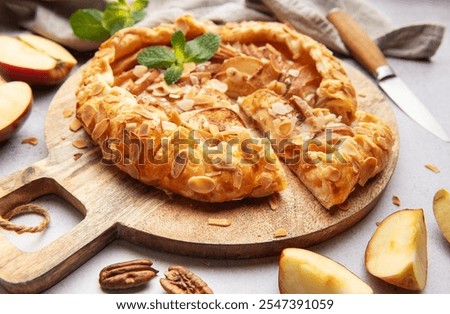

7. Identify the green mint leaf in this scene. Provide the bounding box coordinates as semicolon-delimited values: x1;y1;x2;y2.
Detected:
70;1;149;41
131;0;149;23
164;64;183;85
185;33;221;63
137;46;176;68
131;0;149;13
102;3;135;35
171;30;186;63
131;10;146;23
69;9;110;41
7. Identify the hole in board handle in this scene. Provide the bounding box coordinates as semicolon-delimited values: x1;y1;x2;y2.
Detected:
0;177;85;252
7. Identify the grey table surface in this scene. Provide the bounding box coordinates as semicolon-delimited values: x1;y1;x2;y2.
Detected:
1;0;449;294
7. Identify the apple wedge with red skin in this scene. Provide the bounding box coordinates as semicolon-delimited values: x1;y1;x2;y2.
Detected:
0;34;77;85
0;79;33;142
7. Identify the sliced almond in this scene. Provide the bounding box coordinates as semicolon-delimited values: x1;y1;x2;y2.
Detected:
277;119;293;137
21;137;38;145
91;119;109;141
207;79;228;93
257;173;273;190
176;99;195;111
73;153;83;161
208;124;220;136
358;92;367;98
132;65;148;78
63;108;73;118
190;75;200;85
188;176;216;194
206;171;222;177
171;150;188;179
161;120;177;132
272;101;293;116
72;139;88;149
268;192;280;210
193;94;215;106
338;201;350;211
321;165;341;182
183;62;196;74
392;195;401;206
273;228;288;238
425;164;440;173
288;69;300;77
232;167;243;189
134;71;151;86
207;218;232;227
134;106;154;120
69;119;83;132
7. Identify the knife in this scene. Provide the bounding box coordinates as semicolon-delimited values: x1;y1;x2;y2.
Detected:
327;9;449;142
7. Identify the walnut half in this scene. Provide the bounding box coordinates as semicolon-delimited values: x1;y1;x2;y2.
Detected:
160;265;214;294
99;259;158;290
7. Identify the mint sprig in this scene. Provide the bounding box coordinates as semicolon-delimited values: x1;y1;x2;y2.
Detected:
70;0;149;42
137;30;220;85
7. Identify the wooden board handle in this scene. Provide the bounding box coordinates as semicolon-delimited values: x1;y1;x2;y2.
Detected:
0;159;117;293
327;9;389;78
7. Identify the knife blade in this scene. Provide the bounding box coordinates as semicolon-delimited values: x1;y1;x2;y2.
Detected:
327;9;449;142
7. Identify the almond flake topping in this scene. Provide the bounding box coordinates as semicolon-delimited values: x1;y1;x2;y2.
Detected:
271;101;293;116
72;139;88;149
188;176;216;194
288;69;300;77
273;228;288;238
207;218;232;227
176;99;195;111
425;164;440;173
21;137;38;146
161;121;177;131
132;65;148;78
207;79;228;93
392;195;401;206
63;108;73;118
73;153;83;161
69;119;83;132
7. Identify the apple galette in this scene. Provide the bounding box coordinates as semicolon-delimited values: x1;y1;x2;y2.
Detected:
76;15;393;208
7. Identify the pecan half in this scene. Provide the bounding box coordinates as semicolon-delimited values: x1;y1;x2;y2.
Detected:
99;259;158;290
160;265;213;294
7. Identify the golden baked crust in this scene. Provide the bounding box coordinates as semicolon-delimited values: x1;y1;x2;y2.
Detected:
241;89;393;208
75;15;393;207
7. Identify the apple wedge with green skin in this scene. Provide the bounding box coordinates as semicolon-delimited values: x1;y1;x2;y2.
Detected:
0;79;33;142
365;209;427;291
279;248;373;294
433;188;450;243
0;34;77;85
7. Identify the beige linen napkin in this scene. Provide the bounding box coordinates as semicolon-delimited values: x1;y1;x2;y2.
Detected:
0;0;444;59
248;0;445;59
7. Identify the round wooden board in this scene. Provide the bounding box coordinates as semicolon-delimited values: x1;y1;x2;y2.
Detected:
0;62;398;293
43;63;398;259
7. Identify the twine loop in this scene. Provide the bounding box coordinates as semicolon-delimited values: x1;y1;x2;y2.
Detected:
0;204;50;234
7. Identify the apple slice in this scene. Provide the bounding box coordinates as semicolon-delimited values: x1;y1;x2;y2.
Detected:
279;248;373;294
365;209;427;291
433;188;450;243
0;34;77;85
0;80;33;142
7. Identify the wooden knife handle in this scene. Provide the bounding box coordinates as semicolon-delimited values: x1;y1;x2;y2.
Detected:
327;9;389;78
